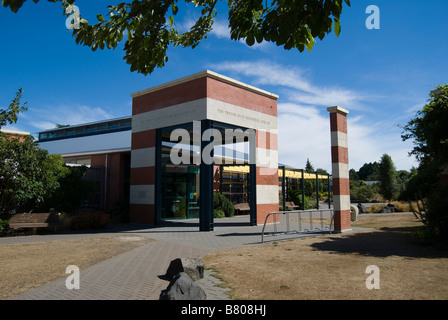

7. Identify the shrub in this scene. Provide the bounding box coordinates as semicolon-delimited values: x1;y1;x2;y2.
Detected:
71;210;110;230
213;193;235;217
214;209;225;218
58;212;73;231
366;204;386;213
0;219;9;236
39;165;96;215
286;188;310;210
390;201;412;212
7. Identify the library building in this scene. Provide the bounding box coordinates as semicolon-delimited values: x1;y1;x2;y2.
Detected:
37;70;351;232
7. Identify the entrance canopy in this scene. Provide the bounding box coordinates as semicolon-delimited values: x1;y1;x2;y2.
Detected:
129;70;280;230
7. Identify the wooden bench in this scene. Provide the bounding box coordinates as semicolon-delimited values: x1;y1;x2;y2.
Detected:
233;203;250;215
285;201;300;210
9;212;60;233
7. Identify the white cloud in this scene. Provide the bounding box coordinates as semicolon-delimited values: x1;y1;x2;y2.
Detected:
277;104;418;172
210;20;230;39
212;60;363;110
277;103;331;171
211;60;418;171
181;19;272;51
26;104;115;131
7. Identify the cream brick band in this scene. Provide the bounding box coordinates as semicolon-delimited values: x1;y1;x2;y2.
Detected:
132;98;277;133
130;185;155;205
256;185;280;205
330;131;348;148
131;147;155;168
331;162;350;179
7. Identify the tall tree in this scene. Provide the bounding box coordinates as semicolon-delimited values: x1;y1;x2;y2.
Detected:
401;84;448;242
2;0;351;75
1;91;70;219
401;85;448;178
378;153;399;201
305;158;314;173
0;135;69;219
357;162;379;181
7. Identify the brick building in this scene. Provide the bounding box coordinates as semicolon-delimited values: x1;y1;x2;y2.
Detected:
37;70;350;232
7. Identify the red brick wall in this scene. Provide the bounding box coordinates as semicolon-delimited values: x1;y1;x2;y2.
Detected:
132;77;207;115
206;77;277;117
90;153;128;209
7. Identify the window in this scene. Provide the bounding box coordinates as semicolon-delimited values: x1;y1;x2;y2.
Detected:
121;120;132;128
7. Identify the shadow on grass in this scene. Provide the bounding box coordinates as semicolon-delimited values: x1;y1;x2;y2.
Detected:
310;226;448;259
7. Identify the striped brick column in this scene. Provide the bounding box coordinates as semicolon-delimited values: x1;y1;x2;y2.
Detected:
327;106;351;232
255;129;279;224
129;129;156;224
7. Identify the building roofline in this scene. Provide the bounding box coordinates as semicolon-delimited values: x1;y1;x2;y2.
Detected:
130;70;279;100
55;148;132;158
38;116;132;133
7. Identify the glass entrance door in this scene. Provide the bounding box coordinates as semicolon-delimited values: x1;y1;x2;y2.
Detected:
161;164;200;220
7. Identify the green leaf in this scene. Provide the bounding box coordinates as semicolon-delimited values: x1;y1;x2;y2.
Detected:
245;34;255;46
334;18;341;37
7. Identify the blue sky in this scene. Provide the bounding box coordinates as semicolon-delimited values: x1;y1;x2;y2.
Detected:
1;0;446;173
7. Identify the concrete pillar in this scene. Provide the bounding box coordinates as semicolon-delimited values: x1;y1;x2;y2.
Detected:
327;106;351;232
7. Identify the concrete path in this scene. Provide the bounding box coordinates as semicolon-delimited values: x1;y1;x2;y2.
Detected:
3;214;348;300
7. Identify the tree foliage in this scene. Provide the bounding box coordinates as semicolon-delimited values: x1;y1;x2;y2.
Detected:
401;85;448;178
357;161;379;181
1;89;70;219
2;0;351;75
0;88;28;129
401;84;448;243
0;135;69;219
213;192;234;217
37;165;96;215
378;153;399;201
305;158;314;173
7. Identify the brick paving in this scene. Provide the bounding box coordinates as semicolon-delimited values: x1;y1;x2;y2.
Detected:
4;214;346;300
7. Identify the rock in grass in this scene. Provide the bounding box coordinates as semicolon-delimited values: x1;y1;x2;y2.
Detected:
160;272;206;300
165;257;204;281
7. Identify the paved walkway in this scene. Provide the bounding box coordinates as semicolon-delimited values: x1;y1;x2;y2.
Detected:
3;214;351;300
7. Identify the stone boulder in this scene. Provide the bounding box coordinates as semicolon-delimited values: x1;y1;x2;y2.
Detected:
160;272;206;300
357;203;367;214
381;203;396;213
165;258;204;281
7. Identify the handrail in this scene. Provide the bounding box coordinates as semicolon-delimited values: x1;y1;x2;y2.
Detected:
261;209;334;243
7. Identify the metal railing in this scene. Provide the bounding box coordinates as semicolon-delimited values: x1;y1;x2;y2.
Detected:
261;209;334;243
